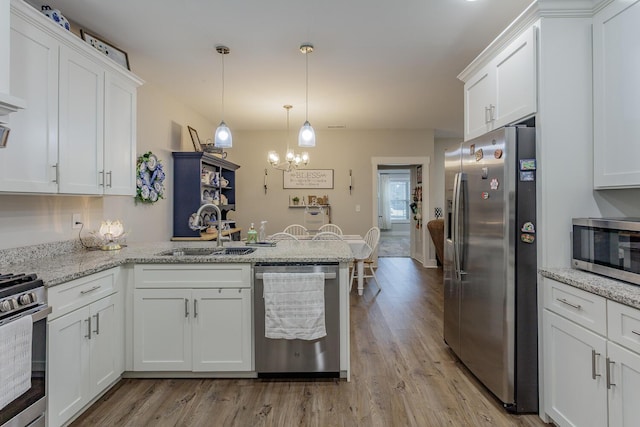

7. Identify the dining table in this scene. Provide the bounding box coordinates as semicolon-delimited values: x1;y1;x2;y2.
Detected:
280;234;370;296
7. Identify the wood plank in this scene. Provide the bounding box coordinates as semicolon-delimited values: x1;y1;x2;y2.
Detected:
71;258;549;426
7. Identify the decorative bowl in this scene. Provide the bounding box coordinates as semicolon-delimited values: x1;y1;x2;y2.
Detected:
41;6;71;31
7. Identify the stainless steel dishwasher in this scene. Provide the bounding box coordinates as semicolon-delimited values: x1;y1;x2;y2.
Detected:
254;262;340;377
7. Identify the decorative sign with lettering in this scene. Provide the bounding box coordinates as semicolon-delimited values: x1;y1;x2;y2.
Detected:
283;169;334;189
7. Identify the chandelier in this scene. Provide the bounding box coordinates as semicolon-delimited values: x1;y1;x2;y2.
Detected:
268;105;310;172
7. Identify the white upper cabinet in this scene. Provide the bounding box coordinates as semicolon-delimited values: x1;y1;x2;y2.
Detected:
2;0;142;195
461;25;537;141
0;10;59;193
593;0;640;189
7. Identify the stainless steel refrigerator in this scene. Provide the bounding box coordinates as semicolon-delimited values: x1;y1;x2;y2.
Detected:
443;126;538;413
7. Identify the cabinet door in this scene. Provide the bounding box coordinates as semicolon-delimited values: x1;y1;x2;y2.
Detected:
494;26;537;128
90;295;120;396
593;0;640;188
192;288;252;371
104;72;137;195
133;288;191;371
48;306;91;427
543;310;608;427
58;46;104;195
3;13;58;193
464;63;495;141
608;341;640;427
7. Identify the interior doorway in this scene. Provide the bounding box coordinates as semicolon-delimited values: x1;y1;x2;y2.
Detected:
371;156;430;267
377;168;411;257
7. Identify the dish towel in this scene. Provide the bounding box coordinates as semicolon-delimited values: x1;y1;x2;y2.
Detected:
263;272;326;340
0;315;33;411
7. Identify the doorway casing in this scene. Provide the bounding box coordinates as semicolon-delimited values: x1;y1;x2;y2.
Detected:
371;156;433;268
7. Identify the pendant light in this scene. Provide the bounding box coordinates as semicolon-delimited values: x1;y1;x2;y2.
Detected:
214;45;232;148
298;43;316;148
268;105;309;171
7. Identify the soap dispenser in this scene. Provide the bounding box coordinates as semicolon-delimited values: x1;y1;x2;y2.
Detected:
247;223;258;243
259;221;267;242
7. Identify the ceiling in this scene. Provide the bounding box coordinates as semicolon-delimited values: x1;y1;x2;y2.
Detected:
31;0;532;138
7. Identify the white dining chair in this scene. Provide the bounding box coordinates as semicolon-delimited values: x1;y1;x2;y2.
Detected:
311;231;344;240
283;224;309;236
318;224;343;235
350;226;381;293
269;232;299;241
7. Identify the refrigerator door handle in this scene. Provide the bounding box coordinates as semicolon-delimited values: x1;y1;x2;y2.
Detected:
452;172;464;279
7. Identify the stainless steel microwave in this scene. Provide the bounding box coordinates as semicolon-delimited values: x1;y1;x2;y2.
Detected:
572;218;640;285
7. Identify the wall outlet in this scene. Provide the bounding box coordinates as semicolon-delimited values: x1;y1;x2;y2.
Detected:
355;204;361;212
72;213;82;229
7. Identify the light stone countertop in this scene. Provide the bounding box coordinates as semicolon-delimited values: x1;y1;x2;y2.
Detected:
539;267;640;310
0;240;353;288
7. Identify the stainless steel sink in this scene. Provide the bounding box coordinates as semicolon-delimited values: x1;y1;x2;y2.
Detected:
157;247;256;256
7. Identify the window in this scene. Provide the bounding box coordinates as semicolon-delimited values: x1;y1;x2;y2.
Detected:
389;176;410;221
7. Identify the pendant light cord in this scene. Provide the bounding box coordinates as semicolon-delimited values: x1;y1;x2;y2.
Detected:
305;50;309;121
221;51;225;119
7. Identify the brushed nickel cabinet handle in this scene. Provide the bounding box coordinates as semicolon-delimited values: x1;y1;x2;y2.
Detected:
107;171;112;188
94;313;100;335
484;106;491;123
606;357;616;389
99;170;105;187
52;164;59;183
194;299;198;318
85;317;92;339
631;330;640;337
185;298;189;318
592;350;601;380
80;285;101;295
557;298;582;310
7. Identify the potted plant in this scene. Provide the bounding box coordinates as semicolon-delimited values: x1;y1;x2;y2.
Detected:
292;196;300;206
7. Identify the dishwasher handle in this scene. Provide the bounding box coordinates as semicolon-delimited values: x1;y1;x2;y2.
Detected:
255;272;336;280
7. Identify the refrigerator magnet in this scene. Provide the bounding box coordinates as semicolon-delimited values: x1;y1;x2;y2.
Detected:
475;148;484;162
481;192;489;200
494;149;503;159
520;171;535;182
490;178;499;190
481;167;489;179
469;144;475;155
519;159;536;170
521;233;535;244
521;222;535;233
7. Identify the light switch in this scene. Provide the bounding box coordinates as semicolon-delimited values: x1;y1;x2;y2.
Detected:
355;205;360;212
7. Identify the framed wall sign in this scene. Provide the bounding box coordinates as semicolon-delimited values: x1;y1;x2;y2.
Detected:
80;29;130;70
284;169;334;189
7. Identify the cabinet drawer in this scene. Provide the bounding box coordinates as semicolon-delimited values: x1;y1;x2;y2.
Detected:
543;278;607;335
608;300;640;354
47;268;117;320
135;264;251;289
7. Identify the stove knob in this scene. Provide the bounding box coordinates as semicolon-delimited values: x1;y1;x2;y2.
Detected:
19;293;35;305
0;299;18;312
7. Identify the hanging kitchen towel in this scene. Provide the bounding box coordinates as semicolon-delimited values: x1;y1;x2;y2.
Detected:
263;272;326;340
0;315;33;411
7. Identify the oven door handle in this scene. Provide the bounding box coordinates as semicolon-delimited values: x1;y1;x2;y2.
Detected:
32;305;52;322
255;272;336;280
0;305;51;327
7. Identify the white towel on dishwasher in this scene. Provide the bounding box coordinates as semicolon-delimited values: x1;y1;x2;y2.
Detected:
263;272;326;340
0;315;33;411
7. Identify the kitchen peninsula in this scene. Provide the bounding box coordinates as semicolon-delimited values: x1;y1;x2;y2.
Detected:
0;239;353;427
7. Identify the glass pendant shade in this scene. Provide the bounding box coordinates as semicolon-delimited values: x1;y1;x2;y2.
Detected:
298;121;316;147
214;120;232;148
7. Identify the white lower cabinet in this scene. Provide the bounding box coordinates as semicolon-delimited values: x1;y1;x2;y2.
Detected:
133;264;252;372
47;269;123;427
543;278;640;427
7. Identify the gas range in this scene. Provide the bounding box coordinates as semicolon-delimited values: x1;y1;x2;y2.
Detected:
0;273;46;323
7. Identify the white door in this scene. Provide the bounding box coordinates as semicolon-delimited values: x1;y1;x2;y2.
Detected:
608;341;640;427
90;295;119;396
48;306;91;427
192;288;252;371
104;72;137;195
133;288;191;371
543;311;608;427
3;14;59;193
58;45;104;194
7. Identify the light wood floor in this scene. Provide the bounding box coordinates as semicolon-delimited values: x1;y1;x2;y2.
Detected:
71;258;550;427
